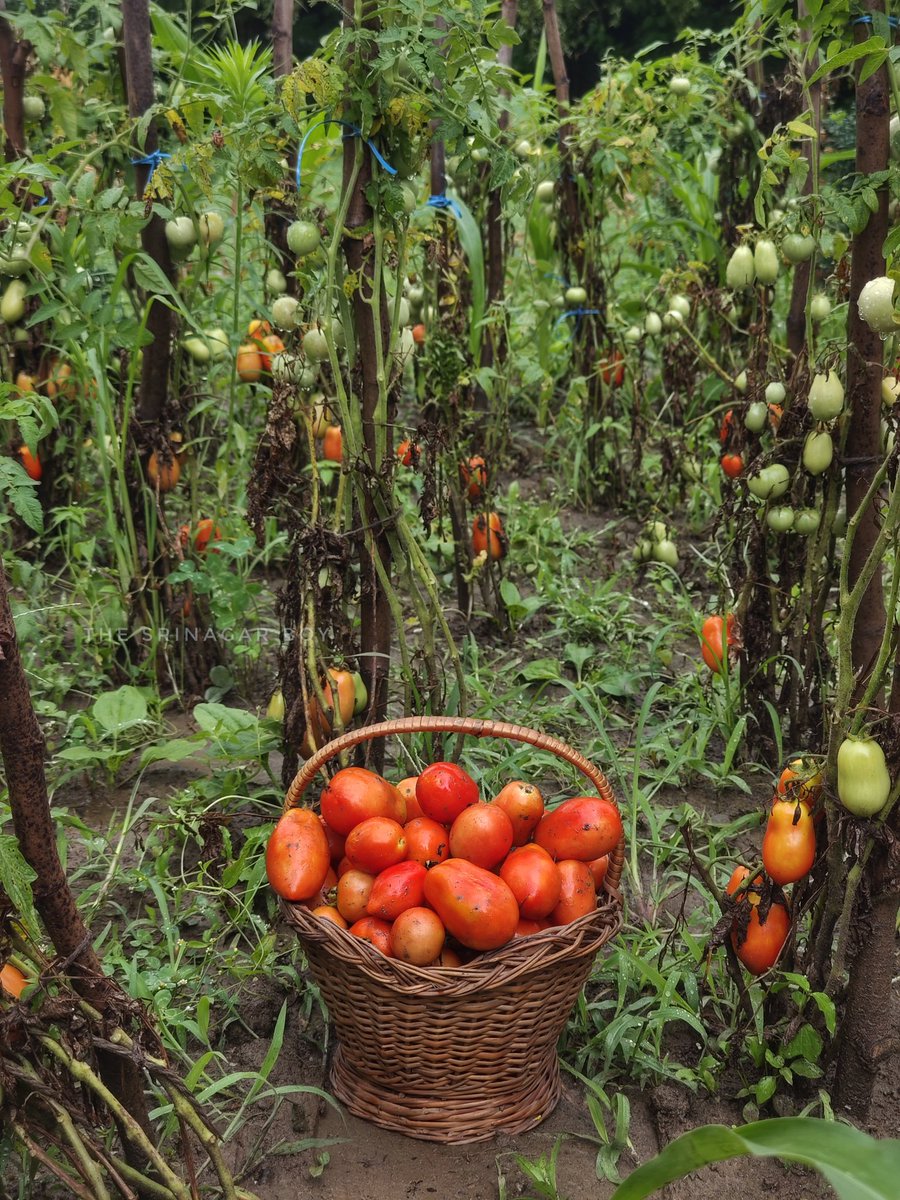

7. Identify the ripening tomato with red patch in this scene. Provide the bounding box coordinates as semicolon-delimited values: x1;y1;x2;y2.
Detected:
416;762;479;824
721;453;743;479
265;808;331;901
492;781;544;846
366;860;427;920
776;760;823;809
731;901;790;975
449;803;514;869
320;767;405;835
396;776;424;820
472;511;507;559
336;869;375;923
390;907;446;965
534;797;623;862
762;800;816;885
259;333;285;372
499;844;562;920
349;916;394;956
700;613;737;674
423;859;519;951
549;860;597;925
460;455;487;503
404;816;450;868
345;816;407;874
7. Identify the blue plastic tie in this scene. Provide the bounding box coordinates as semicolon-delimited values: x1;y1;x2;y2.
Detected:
295;114;397;192
555;307;601;326
426;193;463;219
852;13;899;25
131;149;172;181
543;271;569;286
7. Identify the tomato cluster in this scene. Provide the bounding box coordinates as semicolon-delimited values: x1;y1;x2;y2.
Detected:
725;758;822;975
266;762;623;966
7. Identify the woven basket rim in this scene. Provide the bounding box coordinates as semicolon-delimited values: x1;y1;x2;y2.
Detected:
282;886;623;995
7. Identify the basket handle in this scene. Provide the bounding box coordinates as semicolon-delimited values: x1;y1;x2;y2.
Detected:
283;715;625;892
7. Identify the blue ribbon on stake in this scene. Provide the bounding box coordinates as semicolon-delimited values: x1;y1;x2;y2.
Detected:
131;149;172;182
426;193;463;219
295;114;397;192
555;306;601;326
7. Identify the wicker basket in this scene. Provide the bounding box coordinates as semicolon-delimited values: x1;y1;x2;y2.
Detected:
281;715;624;1144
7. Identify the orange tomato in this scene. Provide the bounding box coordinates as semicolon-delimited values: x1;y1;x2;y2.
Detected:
513;918;551;938
15;371;36;395
322;425;342;462
319;816;346;864
396;776;423;820
434;946;462;967
423;859;519;951
725;865;763;904
147;449;182;493
492;781;544;846
248;319;272;342
411;323;426;345
548;860;596;925
349;916;393;956
499;844;562;920
0;963;27;998
321;767;406;836
16;445;41;481
336;855;353;879
472;511;507;559
762;800;816;885
449;803;514;870
731;901;790;975
237;343;263;382
259;333;285;372
397;439;420;466
366;861;427;920
390;907;446;965
768;403;783;429
416;761;479;824
721;453;744;479
534;797;623;862
599;348;625;387
776;760;823;808
586;854;609;889
265;807;331;902
336;869;375;923
310;904;348;929
719;409;734;446
700;613;737;674
344;816;407;874
460;455;487;503
404;816;450;868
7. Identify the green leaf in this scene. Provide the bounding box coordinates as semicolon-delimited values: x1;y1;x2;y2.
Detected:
0;833;38;936
447;195;485;360
193;703;259;735
808;38;886;85
139;738;202;769
610;1118;900;1200
92;686;149;734
785;1023;823;1064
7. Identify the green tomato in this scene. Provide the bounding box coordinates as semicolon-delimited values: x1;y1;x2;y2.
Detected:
0;246;31;277
754;239;779;286
266;268;288;295
199;211;224;246
810;293;831;322
286;220;321;256
536;180;555;203
183;336;211;364
803;430;833;475
302;327;330;362
632;539;654;563
271;352;304;383
205;328;230;360
883;377;900;407
652;539;679;567
837;737;891;817
668;294;691;320
766;505;795;533
747;463;790;500
351;671;368;715
744;401;768;432
794;508;821;535
726;245;755;290
663;310;683;329
734;369;748;394
266;689;286;722
765;381;786;406
669;76;692;96
0;279;27;324
647;520;668;543
514;138;532;158
272;295;300;329
165;217;197;252
623;324;642;343
808;370;844;421
782;233;815;263
23;96;45;122
565;285;588;305
401;184;418;213
644;312;662;335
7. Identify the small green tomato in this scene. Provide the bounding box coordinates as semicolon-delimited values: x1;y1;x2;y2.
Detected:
766;505;795;533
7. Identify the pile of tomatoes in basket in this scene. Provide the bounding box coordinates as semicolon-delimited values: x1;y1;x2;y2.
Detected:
266;762;623;967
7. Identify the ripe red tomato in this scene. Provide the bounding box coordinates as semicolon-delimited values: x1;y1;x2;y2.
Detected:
549;860;597;925
416;762;479;824
349;916;393;956
411;323;426;345
345;816;407;874
366;861;427;920
472;511;507;559
731;901;790;975
423;859;519;951
265;808;331;901
404;817;450;868
599;348;625;387
396;776;424;820
513;918;551;938
336;855;353;878
390;907;446;965
449;803;514;869
721;453;744;479
586;854;609;889
534;797;623;862
319;816;346;863
336;869;375;923
492;781;544;846
700;613;737;674
460;455;487;503
762;800;816;885
499;845;562;920
320;767;405;835
180;518;222;554
396;439;420;466
16;445;41;482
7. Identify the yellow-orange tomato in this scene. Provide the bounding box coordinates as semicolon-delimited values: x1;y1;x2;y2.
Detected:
45;361;75;400
310;904;348;929
700;613;737;674
336;869;375;923
322;424;342;462
265;807;331;902
15;371;36;395
725;865;763;904
237;343;263;382
493;781;544;846
349;916;394;956
0;962;27;998
147;449;182;493
472;511;507;560
248;318;272;342
762;800;816;886
548;859;596;925
16;445;41;482
776;760;823;808
397;439;420;466
731;901;790;975
390;907;446;965
259;333;285;372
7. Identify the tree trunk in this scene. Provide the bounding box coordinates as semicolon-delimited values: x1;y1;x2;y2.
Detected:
834;0;895;1119
121;0;174;427
0;4;29;162
0;562;154;1145
272;0;293;80
266;0;299;294
786;1;823;358
542;0;582;282
342;0;391;770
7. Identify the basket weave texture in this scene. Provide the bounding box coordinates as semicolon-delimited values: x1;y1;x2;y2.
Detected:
281;716;624;1143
